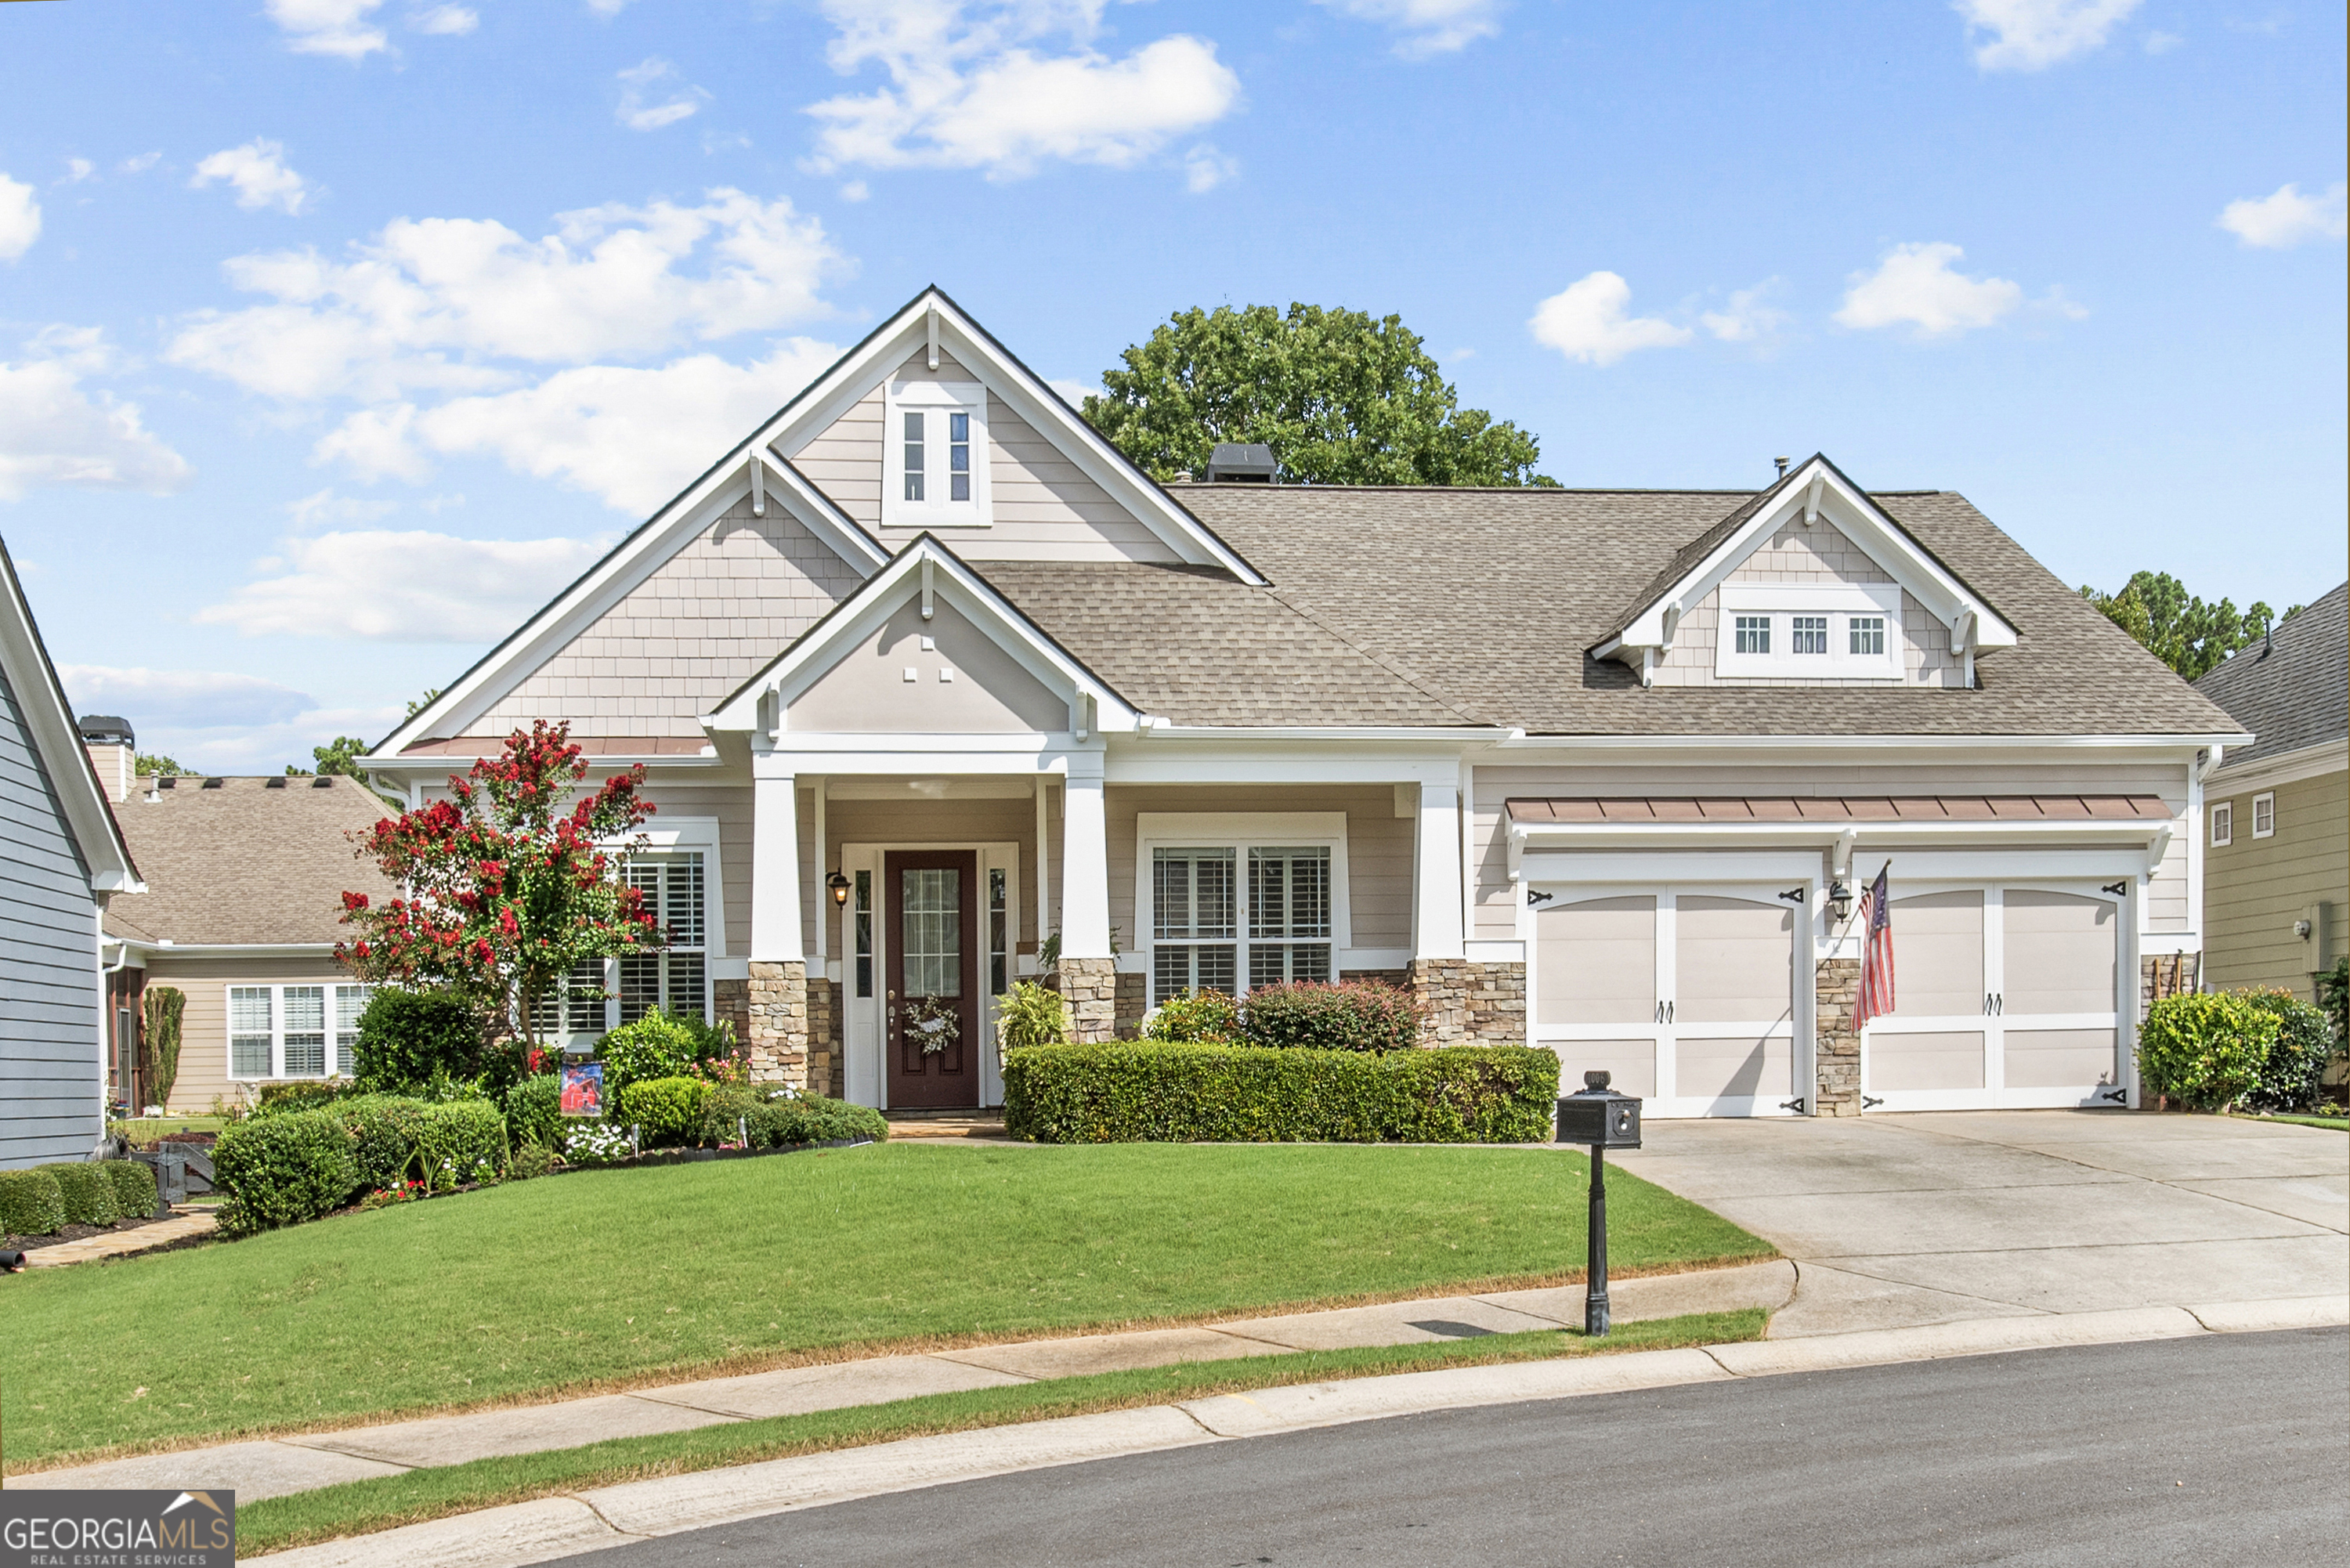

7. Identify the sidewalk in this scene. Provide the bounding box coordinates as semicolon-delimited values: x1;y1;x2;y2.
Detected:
13;1258;1797;1502
20;1205;218;1268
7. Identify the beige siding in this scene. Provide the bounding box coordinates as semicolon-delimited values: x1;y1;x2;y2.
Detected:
1471;761;2190;940
469;496;865;740
139;954;352;1115
1106;785;1415;953
784;350;1177;563
2204;767;2348;998
1654;519;1963;689
788;596;1068;734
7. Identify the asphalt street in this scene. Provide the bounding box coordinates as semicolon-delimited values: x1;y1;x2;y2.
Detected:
568;1327;2348;1568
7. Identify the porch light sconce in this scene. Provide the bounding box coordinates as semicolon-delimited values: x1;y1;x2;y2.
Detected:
1825;880;1853;923
1526;887;1555;907
1777;887;1806;905
827;871;851;909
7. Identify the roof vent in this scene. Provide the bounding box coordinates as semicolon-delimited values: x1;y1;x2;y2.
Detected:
1773;456;1790;479
311;775;335;789
265;776;288;789
1204;443;1277;483
157;775;178;790
201;777;225;789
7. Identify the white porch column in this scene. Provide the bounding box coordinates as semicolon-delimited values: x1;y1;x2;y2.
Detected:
1059;761;1112;959
750;769;804;962
1413;780;1465;960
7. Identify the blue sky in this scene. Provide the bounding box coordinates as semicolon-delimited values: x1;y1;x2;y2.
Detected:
1;0;2341;771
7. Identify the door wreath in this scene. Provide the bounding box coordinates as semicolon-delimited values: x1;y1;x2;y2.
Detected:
904;995;961;1054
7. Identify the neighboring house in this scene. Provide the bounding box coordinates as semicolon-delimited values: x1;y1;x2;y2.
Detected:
85;721;396;1115
2192;582;2348;1001
1;538;140;1169
362;287;2244;1119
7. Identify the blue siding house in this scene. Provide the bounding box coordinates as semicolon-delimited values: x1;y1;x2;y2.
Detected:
2;534;140;1169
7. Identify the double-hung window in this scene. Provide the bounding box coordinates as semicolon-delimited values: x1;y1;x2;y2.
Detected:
884;381;989;527
620;851;709;1024
2251;793;2274;839
229;982;374;1079
1148;829;1340;1005
2210;800;2233;847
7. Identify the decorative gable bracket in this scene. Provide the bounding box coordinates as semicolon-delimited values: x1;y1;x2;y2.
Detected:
1591;454;2018;688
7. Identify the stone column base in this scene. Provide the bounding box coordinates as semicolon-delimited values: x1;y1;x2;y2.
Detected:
1407;959;1528;1046
807;976;839;1099
712;977;751;1058
1814;956;1860;1115
1047;958;1119;1044
747;959;809;1089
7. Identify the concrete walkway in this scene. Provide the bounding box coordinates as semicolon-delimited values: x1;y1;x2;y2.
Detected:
1614;1109;2348;1336
14;1259;1795;1503
20;1205;218;1268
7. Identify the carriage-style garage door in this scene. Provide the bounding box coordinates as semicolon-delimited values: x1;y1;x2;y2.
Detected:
1863;883;2128;1111
1533;888;1801;1118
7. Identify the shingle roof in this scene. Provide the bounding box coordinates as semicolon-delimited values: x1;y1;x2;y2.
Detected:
2193;581;2348;768
1148;484;2243;737
976;561;1477;727
101;774;396;947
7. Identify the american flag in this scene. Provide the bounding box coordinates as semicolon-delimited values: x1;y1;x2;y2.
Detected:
1855;863;1896;1030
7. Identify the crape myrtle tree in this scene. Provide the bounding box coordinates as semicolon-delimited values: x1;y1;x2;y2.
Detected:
1081;302;1557;488
337;720;663;1068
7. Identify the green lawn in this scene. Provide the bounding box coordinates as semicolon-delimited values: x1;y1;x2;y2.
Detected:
2226;1111;2348;1132
240;1310;1767;1557
1;1142;1768;1468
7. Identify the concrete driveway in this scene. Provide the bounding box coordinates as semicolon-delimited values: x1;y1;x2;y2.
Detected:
1613;1111;2348;1338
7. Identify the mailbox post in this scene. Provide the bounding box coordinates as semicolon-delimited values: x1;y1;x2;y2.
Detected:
1556;1070;1643;1335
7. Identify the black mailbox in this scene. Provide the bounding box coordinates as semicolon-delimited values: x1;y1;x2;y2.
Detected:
1556;1071;1642;1149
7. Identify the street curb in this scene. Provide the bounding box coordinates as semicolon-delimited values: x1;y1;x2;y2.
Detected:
254;1295;2349;1566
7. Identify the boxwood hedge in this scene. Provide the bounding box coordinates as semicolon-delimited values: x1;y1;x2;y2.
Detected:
700;1086;890;1149
101;1158;160;1219
215;1110;357;1235
1003;1042;1559;1144
40;1162;122;1227
0;1168;67;1237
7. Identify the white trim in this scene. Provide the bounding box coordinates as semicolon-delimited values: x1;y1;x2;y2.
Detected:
837;839;1021;1109
2205;736;2347;794
881;379;992;529
1133;811;1352;1001
2251;791;2275;839
2209;799;2233;847
1713;583;1904;681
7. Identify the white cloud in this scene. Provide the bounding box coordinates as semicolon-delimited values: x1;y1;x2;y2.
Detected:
320;337;843;512
1699;280;1789;345
168;190;844;400
118;152;162;175
287;486;400;529
1528;272;1693;366
838;179;870;202
0;334;193;500
413;5;479;35
64;157;96;182
1045;375;1098;407
586;0;635;14
268;0;390;61
616;57;710;132
2217;182;2348;249
1955;0;2140;71
1182;143;1237;193
197;529;613;641
58;665;318;730
1834;242;2023;338
805;2;1241;181
1312;0;1503;59
2143;29;2182;52
191;139;313;215
0;172;41;260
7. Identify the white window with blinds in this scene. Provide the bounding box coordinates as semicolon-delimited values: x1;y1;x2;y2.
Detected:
882;380;990;528
1140;815;1349;1006
528;824;725;1049
229;983;373;1079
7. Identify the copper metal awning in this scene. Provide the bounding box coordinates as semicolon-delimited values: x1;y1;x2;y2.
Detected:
1506;795;2173;826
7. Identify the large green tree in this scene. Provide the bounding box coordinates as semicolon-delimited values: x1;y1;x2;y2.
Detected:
1082;303;1556;487
2078;571;2298;681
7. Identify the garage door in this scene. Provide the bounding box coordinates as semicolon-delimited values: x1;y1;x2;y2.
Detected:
1534;888;1800;1118
1862;883;2127;1111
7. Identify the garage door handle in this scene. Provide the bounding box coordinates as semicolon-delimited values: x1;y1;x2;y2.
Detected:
1984;992;2003;1016
1654;1001;1675;1024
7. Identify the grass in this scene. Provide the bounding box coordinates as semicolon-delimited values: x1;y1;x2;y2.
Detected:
2227;1110;2349;1132
0;1142;1767;1469
237;1308;1766;1557
110;1115;230;1140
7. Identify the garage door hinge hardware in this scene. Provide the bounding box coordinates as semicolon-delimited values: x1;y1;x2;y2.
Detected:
1781;1097;1807;1114
1527;888;1555;907
2096;1086;2127;1103
1862;1094;1885;1108
2101;880;2130;898
1777;886;1806;905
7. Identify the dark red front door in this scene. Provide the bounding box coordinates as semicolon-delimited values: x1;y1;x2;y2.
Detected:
884;850;981;1109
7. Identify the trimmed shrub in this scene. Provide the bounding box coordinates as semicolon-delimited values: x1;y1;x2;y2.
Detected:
410;1100;509;1190
255;1080;348;1118
1139;989;1239;1043
2137;992;2280;1109
617;1076;711;1147
1240;981;1424;1052
701;1085;889;1149
101;1159;160;1219
598;1011;701;1097
332;1096;434;1193
503;1073;565;1154
213;1111;358;1234
353;988;487;1095
1003;1042;1558;1144
0;1169;67;1237
2239;989;2334;1112
40;1163;122;1227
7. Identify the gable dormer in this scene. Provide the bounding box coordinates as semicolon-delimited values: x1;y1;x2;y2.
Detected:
1592;454;2018;690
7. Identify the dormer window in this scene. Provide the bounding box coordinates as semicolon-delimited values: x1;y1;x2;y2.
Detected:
884;380;989;528
1715;583;1904;679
